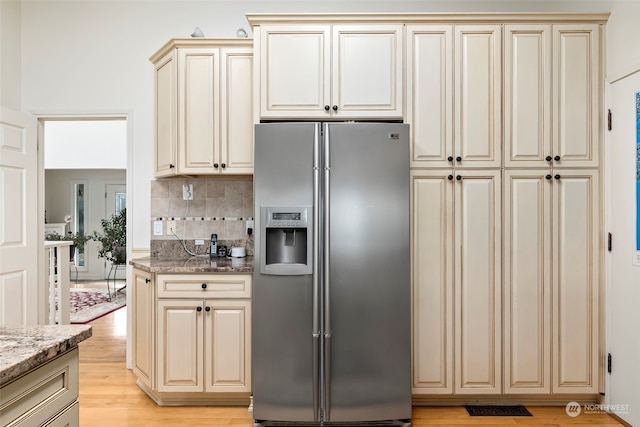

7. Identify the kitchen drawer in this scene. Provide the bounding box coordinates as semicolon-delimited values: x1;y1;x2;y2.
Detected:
1;349;78;427
157;274;251;299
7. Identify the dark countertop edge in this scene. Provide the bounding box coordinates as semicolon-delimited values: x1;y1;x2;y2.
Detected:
0;325;92;386
129;257;254;274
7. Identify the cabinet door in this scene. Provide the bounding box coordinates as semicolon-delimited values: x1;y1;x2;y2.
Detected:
406;25;453;167
503;171;552;394
454;26;502;168
411;170;454;394
552;169;599;393
178;48;220;174
157;300;203;392
221;48;253;174
132;269;154;389
454;169;501;394
332;24;403;119
154;50;177;177
504;25;552;168
259;25;331;118
553;25;600;167
204;300;251;393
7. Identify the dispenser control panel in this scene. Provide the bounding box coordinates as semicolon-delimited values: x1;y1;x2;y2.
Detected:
264;207;309;229
271;212;303;227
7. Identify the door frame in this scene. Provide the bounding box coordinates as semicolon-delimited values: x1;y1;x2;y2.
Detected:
35;110;133;368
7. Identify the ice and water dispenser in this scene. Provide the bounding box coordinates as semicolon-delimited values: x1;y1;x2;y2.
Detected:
260;206;312;275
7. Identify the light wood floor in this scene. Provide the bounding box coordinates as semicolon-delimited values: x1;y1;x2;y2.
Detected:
78;308;625;426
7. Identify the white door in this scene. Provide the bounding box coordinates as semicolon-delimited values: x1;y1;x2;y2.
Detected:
0;107;39;324
606;76;640;425
105;184;126;280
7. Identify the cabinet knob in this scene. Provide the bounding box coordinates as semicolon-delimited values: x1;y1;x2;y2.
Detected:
332;105;338;111
554;155;561;161
214;163;219;169
169;164;175;169
555;174;561;180
145;278;151;283
456;156;462;162
456;175;462;181
448;175;454;181
205;306;211;312
201;283;207;289
324;105;330;111
546;156;553;162
197;306;203;312
447;156;454;162
545;174;552;180
221;163;226;169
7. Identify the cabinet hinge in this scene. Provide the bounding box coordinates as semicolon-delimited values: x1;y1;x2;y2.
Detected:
608;353;612;374
608;232;612;252
608;109;612;131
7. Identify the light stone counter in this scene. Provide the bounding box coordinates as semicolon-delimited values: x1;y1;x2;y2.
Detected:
130;256;253;274
0;324;92;386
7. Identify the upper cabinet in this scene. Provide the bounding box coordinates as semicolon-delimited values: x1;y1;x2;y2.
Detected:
504;24;600;168
150;39;253;177
253;22;403;120
407;24;502;168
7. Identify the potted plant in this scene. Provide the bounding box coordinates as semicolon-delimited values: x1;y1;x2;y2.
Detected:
92;208;127;264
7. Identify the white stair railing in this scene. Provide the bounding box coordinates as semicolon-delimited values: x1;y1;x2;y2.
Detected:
44;241;72;324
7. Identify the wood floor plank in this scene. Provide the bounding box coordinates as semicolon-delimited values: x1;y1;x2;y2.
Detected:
77;305;625;426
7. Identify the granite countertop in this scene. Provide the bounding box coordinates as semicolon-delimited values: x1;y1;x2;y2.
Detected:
130;256;254;274
0;325;92;386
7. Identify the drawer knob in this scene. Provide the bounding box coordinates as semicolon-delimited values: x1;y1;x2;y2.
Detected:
201;283;207;289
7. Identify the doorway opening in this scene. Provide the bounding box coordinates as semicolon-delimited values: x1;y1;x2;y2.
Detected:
43;117;127;282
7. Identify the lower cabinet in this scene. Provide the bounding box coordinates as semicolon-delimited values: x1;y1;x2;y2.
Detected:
157;299;251;393
411;168;601;401
131;269;251;404
0;349;79;427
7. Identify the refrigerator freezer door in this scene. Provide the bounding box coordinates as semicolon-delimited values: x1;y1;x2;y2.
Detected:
252;123;318;422
324;123;412;422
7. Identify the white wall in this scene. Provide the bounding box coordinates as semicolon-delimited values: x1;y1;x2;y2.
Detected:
0;0;21;110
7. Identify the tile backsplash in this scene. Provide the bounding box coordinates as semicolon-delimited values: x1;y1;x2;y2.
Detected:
150;177;254;258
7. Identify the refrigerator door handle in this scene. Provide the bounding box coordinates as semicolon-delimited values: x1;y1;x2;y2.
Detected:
322;123;332;421
312;124;321;421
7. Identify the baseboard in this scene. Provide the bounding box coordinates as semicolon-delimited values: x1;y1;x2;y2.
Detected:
412;393;602;406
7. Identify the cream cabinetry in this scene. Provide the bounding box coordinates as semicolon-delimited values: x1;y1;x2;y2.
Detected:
130;269;251;404
132;268;154;390
1;349;79;427
407;24;501;168
411;169;501;395
504;24;600;168
150;39;253;177
504;169;600;394
408;15;605;402
254;23;403;119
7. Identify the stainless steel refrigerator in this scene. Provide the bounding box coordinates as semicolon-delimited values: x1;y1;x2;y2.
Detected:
252;122;411;426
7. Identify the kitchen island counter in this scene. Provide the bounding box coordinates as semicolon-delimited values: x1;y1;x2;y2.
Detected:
130;256;253;274
0;324;92;386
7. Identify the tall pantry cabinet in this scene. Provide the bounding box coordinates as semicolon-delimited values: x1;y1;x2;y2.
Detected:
409;15;605;401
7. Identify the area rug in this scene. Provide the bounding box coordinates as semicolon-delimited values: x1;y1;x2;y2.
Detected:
465;405;532;416
68;287;126;324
